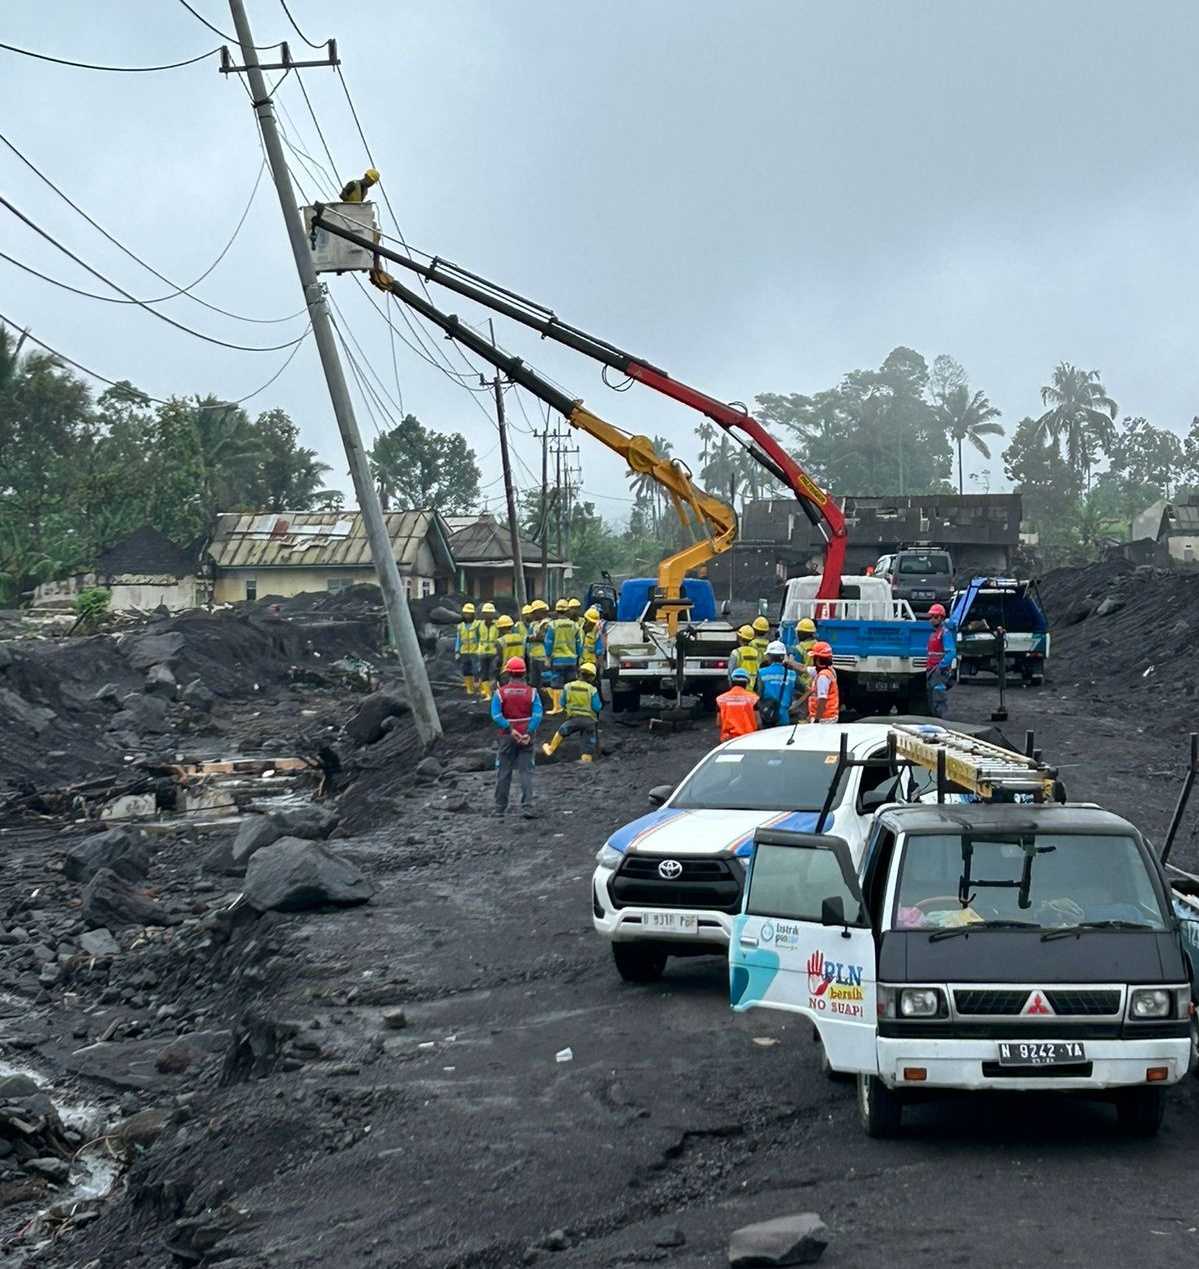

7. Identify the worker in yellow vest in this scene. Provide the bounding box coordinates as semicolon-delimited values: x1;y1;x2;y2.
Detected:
751;615;772;659
526;599;550;689
495;614;527;683
728;625;762;692
544;599;583;714
454;602;482;697
541;663;602;763
476;601;499;698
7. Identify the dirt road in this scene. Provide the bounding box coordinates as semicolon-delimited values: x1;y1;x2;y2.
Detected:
22;670;1196;1269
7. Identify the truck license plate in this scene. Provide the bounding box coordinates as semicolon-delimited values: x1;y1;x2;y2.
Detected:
913;590;935;600
997;1041;1085;1066
643;912;699;934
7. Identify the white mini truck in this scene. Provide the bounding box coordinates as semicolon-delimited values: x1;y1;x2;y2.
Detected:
731;800;1199;1138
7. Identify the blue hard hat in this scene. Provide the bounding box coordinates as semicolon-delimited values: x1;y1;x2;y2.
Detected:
731;668;750;684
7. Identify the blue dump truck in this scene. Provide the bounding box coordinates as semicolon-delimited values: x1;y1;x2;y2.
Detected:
778;575;933;714
601;577;739;711
950;576;1050;686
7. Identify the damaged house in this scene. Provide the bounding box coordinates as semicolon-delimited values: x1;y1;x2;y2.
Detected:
31;526;201;613
444;513;571;601
205;510;456;603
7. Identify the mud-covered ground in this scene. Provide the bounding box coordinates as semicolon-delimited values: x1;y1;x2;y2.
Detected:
2;577;1198;1268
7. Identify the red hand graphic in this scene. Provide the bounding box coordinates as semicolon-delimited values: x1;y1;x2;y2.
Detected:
806;950;829;995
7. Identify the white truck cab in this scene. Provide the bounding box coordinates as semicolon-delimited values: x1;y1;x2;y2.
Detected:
730;802;1198;1138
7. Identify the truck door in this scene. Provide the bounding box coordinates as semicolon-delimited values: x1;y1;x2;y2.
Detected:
730;828;878;1073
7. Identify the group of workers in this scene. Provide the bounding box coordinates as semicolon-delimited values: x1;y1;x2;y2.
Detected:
454;596;606;817
715;603;957;742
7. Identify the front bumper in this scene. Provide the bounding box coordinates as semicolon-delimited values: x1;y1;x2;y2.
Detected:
591;866;733;948
876;1036;1191;1091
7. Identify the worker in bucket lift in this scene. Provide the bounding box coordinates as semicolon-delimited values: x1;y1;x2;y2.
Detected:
454;602;482;697
339;168;379;203
494;614;527;684
728;625;762;692
925;602;956;719
544;599;582;714
807;642;840;724
751;615;772;659
491;657;543;817
755;641;797;727
716;667;759;742
476;602;500;699
526;599;550;689
542;662;602;763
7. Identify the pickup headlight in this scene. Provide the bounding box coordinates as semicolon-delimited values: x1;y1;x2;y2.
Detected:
595;844;623;871
899;988;943;1018
1130;988;1173;1019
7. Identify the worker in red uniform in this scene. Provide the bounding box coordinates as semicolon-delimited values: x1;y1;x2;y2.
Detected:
925;603;956;719
716;668;759;742
807;641;840;724
490;657;544;816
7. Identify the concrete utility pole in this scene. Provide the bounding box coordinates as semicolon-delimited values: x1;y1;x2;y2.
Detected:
225;0;441;743
488;320;526;608
538;427;549;601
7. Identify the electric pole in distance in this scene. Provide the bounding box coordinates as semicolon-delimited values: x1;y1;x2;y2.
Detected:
488;320;526;608
223;0;441;744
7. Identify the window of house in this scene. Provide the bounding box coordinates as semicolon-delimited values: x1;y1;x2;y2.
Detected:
420;578;435;597
245;579;257;601
326;577;351;594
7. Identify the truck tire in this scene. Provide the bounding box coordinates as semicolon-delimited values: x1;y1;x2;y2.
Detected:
1115;1086;1164;1137
612;943;667;983
611;686;640;714
857;1072;902;1137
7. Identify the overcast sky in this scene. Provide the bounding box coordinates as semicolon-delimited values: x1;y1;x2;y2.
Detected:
4;1;1198;518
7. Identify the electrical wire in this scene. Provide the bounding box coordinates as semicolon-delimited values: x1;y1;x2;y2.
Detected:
0;131;306;325
175;0;279;47
280;1;330;52
0;40;220;73
328;294;407;421
0;194;305;354
0;312;311;406
295;73;340;192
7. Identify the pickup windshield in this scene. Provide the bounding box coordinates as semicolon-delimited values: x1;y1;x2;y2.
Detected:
672;749;844;812
893;832;1167;931
898;554;951;575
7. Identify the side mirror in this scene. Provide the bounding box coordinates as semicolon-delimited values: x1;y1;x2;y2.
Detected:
860;788;892;812
647;784;674;807
821;895;846;926
720;600;732;616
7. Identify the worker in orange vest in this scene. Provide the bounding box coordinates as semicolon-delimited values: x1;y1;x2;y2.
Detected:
716;668;759;742
807;641;840;724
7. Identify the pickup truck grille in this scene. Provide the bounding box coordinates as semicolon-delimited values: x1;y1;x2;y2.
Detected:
953;987;1122;1017
609;856;742;913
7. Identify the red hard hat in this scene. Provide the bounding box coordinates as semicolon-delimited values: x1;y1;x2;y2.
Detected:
928;603;947;618
504;656;526;674
811;641;834;660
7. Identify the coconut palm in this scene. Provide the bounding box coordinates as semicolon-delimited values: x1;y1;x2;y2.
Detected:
1034;363;1117;485
695;421;717;466
934;384;1004;495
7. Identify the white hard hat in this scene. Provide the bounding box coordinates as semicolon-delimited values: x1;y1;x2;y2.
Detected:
766;640;787;656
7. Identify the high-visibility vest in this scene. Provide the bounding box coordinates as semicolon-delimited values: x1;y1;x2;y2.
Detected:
581;623;602;666
496;682;536;735
564;679;599;719
752;635;770;658
528;618;549;661
731;643;761;686
477;621;499;656
808;666;840;722
513;620;528;643
717;687;759;742
497;629;526;665
548;617;580;662
456;620;480;655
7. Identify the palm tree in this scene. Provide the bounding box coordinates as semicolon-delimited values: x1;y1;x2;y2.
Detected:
695;421;717;467
626;434;674;529
934;384;1004;495
1034;363;1117;486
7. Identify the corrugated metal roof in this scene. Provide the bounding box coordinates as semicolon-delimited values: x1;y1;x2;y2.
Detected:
1167;504;1199;531
208;510;444;570
448;515;562;564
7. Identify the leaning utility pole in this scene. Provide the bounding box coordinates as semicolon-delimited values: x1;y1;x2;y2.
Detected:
224;0;441;743
538;427;549;600
488;320;526;608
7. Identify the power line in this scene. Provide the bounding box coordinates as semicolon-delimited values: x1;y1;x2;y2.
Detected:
279;0;329;51
0;130;306;325
0;312;311;406
0;39;220;73
176;0;278;47
0;193;306;354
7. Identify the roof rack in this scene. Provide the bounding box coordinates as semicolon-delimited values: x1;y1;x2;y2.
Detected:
891;724;1059;803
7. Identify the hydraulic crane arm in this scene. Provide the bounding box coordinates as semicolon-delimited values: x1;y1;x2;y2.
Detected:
365;266;736;632
310;207;847;599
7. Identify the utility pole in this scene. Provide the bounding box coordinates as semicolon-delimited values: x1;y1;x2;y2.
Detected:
536;426;549;601
224;0;441;743
554;427;564;593
488;320;526;608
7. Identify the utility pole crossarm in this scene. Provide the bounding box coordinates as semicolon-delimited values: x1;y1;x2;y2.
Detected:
224;0;441;744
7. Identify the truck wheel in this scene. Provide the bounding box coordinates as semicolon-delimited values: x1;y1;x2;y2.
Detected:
1115;1086;1165;1136
611;687;639;714
857;1072;902;1137
612;943;666;983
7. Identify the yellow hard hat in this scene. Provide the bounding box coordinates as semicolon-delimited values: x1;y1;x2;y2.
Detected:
567;597;582;609
579;662;597;677
364;168;380;183
461;602;475;615
555;599;570;612
584;606;600;622
798;617;817;634
532;599;549;612
752;616;770;633
521;603;533;617
496;613;514;628
481;601;497;614
738;624;755;640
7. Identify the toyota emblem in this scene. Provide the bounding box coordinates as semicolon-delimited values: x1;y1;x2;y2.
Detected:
657;859;683;880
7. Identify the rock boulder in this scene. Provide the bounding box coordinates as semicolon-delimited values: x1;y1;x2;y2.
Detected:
64;828;151;885
728;1213;828;1266
80;869;165;930
242;838;376;913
